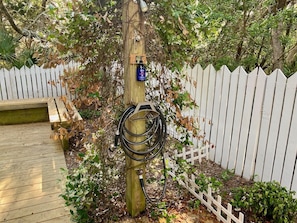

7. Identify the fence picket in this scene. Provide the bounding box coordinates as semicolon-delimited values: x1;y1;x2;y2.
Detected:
199;65;210;139
25;65;34;99
235;69;257;176
50;67;57;97
281;89;297;188
271;73;297;182
292;160;297;196
204;65;216;147
33;65;43;98
13;67;22;99
0;68;8;100
262;70;286;182
192;64;204;138
254;70;277;181
43;68;52;97
30;65;38;98
221;67;240;169
242;68;267;180
214;66;231;165
209;66;224;160
4;68;15;99
58;64;67;96
19;66;29;99
188;65;199;148
228;67;247;171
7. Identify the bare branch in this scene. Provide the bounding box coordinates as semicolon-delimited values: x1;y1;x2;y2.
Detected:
286;43;297;65
0;0;43;40
42;0;48;11
0;0;23;35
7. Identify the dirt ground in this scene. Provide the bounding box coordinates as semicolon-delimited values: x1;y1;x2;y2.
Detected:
63;139;252;223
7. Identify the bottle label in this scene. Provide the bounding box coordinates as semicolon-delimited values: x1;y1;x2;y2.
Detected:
137;66;146;81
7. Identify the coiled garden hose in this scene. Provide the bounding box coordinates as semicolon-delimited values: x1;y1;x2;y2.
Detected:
114;102;167;203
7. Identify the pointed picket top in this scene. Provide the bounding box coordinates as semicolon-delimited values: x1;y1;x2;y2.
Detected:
183;65;192;88
184;64;192;78
255;65;266;75
193;63;204;110
219;64;231;75
247;66;260;82
32;64;39;69
275;68;288;79
0;67;9;73
204;64;216;73
192;63;203;73
0;68;9;100
288;70;297;81
232;65;247;75
19;65;29;71
266;68;280;81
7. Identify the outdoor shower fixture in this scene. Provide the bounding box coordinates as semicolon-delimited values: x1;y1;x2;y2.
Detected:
139;0;148;12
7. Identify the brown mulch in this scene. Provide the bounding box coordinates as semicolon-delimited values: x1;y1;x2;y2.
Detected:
62;120;253;223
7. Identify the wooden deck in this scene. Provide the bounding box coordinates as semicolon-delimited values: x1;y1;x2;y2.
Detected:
0;122;72;223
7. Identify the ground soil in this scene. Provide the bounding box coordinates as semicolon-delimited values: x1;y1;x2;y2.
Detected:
63;120;253;223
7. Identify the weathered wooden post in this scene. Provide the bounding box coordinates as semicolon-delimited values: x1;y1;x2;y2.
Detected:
122;0;146;217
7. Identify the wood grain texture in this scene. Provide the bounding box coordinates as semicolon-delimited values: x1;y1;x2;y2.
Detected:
0;122;71;223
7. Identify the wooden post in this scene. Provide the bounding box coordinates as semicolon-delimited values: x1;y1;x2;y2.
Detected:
122;0;146;217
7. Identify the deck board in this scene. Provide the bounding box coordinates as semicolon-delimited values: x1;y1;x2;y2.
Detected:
0;122;72;223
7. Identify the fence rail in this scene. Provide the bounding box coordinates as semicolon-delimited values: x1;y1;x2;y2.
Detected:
184;64;297;194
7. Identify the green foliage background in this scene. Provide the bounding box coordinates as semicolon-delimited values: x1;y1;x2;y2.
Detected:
1;0;296;76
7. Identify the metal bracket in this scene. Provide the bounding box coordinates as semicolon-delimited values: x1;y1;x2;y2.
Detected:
130;54;147;65
129;102;160;121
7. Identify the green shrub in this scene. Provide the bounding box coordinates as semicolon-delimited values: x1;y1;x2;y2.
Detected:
231;181;297;223
60;144;104;223
79;109;101;119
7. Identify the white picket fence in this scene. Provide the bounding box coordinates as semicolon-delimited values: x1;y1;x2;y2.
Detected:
0;63;77;100
1;63;296;221
167;160;245;223
165;144;245;223
1;64;296;194
183;64;297;194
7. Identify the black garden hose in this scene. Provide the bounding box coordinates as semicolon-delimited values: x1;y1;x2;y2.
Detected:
115;102;167;203
115;103;167;162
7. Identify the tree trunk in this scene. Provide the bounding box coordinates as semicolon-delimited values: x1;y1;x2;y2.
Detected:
271;22;284;70
271;0;288;70
0;0;23;35
286;44;297;65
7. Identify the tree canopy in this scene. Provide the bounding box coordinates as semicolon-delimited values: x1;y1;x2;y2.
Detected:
0;0;296;75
